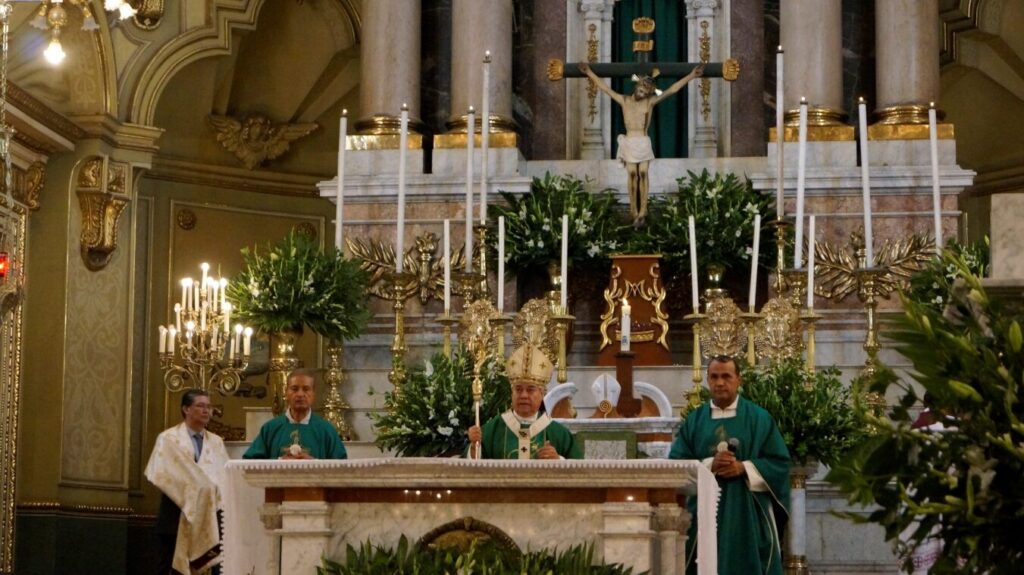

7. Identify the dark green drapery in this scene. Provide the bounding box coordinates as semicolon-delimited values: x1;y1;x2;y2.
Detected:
611;0;689;159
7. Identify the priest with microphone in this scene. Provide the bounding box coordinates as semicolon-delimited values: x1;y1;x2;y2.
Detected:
669;355;791;575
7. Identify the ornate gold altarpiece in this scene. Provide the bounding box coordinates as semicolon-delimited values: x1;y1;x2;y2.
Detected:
223;458;720;575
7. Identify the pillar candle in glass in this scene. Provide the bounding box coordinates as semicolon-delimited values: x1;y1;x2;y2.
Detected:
620;299;631;352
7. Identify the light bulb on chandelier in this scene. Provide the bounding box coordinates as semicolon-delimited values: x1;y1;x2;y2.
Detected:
29;0;138;65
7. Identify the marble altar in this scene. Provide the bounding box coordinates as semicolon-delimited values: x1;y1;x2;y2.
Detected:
223;458;719;575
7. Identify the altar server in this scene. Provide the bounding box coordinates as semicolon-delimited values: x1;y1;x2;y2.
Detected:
468;343;581;460
243;368;347;460
145;389;229;574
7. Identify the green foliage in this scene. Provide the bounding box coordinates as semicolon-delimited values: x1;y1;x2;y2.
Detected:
628;169;774;280
225;231;370;340
370;349;511;457
905;236;990;313
740;359;866;467
318;535;642;575
488;172;629;273
826;251;1024;574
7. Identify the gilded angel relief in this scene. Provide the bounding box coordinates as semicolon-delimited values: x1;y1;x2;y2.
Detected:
208;113;318;170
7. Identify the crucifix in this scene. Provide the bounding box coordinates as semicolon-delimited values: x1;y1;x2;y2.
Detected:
548;17;739;225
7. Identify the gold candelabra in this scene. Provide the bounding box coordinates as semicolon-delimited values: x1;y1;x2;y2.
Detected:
321;340;355;440
385;270;416;394
452;271;485;308
159;263;252;395
814;229;934;380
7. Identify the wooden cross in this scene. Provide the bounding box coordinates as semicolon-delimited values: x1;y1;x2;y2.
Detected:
547;17;739;83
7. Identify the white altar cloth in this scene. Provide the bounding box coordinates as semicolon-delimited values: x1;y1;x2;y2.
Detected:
222;458;719;575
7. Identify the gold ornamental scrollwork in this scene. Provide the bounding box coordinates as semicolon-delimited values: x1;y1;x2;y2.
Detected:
598;262;670;351
699;296;746;358
815;230;934;303
753;297;803;362
347;232;466;304
131;0;164;29
176;208;196;230
699;20;712;123
512;298;559;363
586;24;599;122
460;300;499;358
76;156;131;271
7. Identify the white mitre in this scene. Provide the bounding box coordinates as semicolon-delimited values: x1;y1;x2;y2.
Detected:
591;373;622;406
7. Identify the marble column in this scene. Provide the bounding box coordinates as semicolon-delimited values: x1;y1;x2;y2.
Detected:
875;0;940;124
780;0;845;125
449;0;514;133
357;0;422;134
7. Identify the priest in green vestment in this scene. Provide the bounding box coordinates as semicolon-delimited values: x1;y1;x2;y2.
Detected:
670;355;790;575
243;368;348;460
467;342;582;460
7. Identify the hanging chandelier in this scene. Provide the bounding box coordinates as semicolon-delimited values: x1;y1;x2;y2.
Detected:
28;0;137;64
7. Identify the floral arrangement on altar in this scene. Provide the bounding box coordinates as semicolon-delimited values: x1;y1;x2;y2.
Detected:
628;168;774;282
487;172;628;274
319;536;640;575
739;359;865;466
827;252;1024;573
905;236;989;312
369;349;511;457
225;231;370;341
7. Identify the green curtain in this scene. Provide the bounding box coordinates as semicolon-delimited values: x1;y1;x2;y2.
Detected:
611;0;688;159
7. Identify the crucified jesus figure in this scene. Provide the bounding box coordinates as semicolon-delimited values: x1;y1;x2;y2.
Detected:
579;62;704;226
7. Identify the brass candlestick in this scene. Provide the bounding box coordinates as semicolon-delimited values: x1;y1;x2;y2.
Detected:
855;267;886;380
801;310;820;375
320;340;355;440
767;218;792;293
683;311;706;413
741;311;760;366
780;268;808;309
551;308;574;384
473;224;490;298
385;271;416;394
488;314;513;362
452;270;485;308
437;311;460;356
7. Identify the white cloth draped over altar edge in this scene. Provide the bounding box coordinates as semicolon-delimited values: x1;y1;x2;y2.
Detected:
221;458;719;575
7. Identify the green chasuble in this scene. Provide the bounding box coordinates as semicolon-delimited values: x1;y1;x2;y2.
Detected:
475;411;583;460
242;413;348;460
669;397;790;575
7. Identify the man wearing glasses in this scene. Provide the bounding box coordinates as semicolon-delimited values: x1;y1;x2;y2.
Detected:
145;389;230;574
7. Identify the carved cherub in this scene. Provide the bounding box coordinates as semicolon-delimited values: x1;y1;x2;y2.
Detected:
208;113;318;170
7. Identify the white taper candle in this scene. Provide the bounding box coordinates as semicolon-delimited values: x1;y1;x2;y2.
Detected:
748;213;761;312
689;215;699;313
776;47;785;219
396;104;409;273
560;215;569;310
480;51;491;224
497;216;505;313
807;215;816;309
335;110;347;252
795;98;808;268
443;219;451;313
858;98;874;265
929;103;943;251
465;107;476;272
